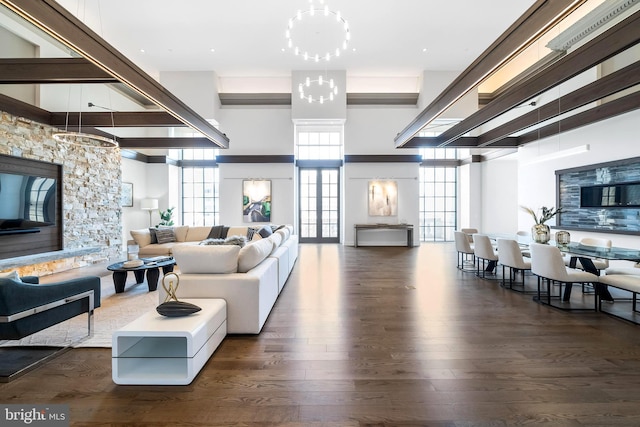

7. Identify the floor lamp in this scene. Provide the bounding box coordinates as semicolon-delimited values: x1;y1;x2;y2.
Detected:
141;198;158;227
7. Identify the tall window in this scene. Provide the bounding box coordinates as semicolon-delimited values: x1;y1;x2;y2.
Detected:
419;147;457;242
296;126;342;243
181;149;219;226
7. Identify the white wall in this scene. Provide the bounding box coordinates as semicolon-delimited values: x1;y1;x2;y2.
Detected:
217;108;294;155
344;163;420;246
218;163;296;228
345;107;419;154
515;109;640;250
480;158;518;234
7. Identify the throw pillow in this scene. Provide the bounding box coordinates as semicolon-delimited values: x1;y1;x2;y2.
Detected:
258;225;273;238
149;227;159;244
246;227;257;241
155;228;176;244
238;238;273;273
0;270;21;282
199;238;225;245
207;225;226;239
224;235;247;247
270;224;286;233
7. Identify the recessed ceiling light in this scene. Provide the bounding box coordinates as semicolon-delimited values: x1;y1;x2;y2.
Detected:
210;48;215;53
140;49;145;53
422;48;427;52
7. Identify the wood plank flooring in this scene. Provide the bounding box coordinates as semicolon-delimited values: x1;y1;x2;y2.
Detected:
2;243;640;426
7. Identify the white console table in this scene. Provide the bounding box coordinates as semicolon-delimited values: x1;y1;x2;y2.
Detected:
112;299;226;385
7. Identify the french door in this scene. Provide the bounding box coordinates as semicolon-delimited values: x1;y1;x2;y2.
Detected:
299;167;340;243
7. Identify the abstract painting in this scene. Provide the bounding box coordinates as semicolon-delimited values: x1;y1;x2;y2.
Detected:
368;180;397;216
243;180;271;223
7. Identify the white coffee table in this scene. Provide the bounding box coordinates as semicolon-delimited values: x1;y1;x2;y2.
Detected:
112;299;226;385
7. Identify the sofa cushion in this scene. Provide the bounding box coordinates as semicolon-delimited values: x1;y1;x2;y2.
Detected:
0;270;21;282
276;228;289;243
139;242;177;256
238;238;273;273
155;228;177;244
227;226;249;238
173;245;240;274
172;225;189;242
268;233;282;254
130;229;152;247
185;226;213;242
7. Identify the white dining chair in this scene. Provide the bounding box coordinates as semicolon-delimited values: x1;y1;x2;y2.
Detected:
460;228;478;245
530;242;599;311
472;234;499;279
454;231;475;272
497;238;532;292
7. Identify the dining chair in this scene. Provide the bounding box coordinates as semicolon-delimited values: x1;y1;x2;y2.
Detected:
454;231;475;272
460;228;478;245
530;242;599;311
575;237;612;271
497;238;532;292
472;234;499;279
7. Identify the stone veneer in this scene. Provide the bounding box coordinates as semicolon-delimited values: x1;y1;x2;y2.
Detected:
0;110;122;276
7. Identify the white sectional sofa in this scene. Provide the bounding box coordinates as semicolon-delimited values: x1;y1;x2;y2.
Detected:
130;225;298;334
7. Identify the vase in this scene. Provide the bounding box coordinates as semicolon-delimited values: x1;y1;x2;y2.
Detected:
555;230;570;246
531;224;550;244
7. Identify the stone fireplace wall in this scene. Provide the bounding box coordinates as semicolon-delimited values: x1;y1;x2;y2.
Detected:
0;110;122;275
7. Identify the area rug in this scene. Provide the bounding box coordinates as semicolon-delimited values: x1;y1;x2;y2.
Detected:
1;280;159;348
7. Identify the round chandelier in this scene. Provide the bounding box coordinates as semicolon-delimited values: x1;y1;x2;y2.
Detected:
298;75;339;104
52;132;118;148
286;0;350;62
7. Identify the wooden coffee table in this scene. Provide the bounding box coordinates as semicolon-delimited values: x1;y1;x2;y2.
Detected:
107;258;176;293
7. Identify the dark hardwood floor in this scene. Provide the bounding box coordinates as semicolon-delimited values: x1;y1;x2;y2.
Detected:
2;243;640;426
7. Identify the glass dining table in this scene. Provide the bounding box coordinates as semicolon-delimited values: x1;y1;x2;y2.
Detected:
556;242;640;301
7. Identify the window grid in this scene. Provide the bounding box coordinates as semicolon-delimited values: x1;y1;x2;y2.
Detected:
419;166;457;242
297;130;342;160
182;166;219;226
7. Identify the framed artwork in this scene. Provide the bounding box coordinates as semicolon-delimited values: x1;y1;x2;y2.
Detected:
243;180;271;223
121;182;133;207
368;180;398;216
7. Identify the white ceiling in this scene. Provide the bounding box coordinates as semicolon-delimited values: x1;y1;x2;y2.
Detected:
55;0;537;92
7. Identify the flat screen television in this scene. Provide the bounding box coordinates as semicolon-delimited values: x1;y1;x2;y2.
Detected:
0;172;56;234
580;182;640;208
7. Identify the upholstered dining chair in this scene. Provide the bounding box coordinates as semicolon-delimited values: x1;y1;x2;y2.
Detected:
460;228;478;245
472;234;499;279
497;238;532;292
454;231;475;272
566;237;612;272
530;242;599;311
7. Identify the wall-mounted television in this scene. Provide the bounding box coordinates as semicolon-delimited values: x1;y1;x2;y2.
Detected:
0;172;57;234
580;182;640;208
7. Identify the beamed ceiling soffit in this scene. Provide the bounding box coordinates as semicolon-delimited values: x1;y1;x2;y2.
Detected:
397;0;640;152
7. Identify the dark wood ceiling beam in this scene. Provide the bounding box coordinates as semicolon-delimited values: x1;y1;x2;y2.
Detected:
436;11;640;146
516;90;640;145
402;136;519;149
477;61;640;146
50;111;184;127
0;93;50;123
394;0;586;147
118;137;218;149
0;58;116;84
1;0;229;148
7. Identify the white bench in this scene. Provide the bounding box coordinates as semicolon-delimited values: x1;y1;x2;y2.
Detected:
598;274;640;324
112;299;226;385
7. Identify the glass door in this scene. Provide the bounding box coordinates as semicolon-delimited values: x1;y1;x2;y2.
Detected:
299;167;340;243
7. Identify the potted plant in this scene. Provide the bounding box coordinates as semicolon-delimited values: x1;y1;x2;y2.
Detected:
156;207;175;227
521;206;563;244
